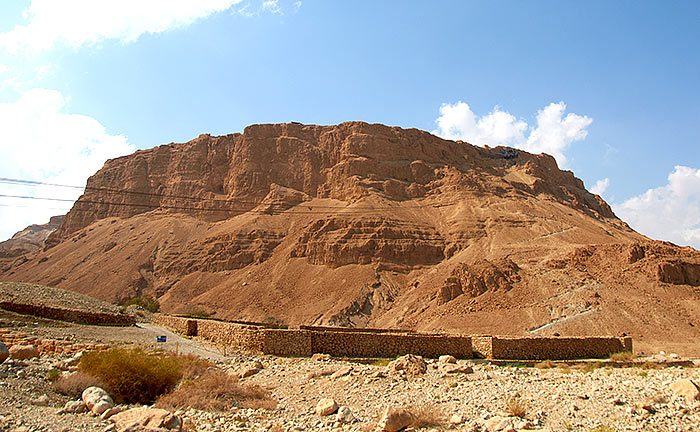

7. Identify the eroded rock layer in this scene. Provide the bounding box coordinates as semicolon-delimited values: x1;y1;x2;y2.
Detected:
2;122;700;355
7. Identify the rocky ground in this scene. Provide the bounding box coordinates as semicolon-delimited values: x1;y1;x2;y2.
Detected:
1;310;699;432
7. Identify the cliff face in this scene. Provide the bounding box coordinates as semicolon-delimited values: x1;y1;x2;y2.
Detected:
4;122;700;355
0;215;64;258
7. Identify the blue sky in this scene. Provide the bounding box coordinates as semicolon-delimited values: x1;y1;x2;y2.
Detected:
0;1;698;248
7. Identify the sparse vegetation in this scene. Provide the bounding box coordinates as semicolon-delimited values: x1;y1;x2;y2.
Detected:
370;358;392;367
582;361;604;373
121;295;160;313
46;369;61;382
534;360;556;369
409;404;445;428
505;395;528;418
591;426;616;432
639;361;657;370
79;347;182;404
52;371;107;398
185;308;212;318
609;351;634;362
156;369;275;411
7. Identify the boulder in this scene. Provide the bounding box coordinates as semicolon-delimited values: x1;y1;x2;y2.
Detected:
387;354;427;375
82;386;114;415
670;379;700;400
9;345;39;360
315;398;339;416
336;406;356;424
110;407;182;431
376;406;415;432
0;341;8;364
59;400;87;414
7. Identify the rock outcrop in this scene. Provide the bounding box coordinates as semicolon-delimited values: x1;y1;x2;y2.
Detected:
3;122;700;355
0;215;64;257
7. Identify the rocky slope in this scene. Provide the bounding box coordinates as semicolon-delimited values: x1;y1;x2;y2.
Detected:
2;122;699;354
0;215;64;258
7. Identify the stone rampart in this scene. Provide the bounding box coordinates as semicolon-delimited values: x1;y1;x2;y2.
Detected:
0;302;134;326
473;336;633;360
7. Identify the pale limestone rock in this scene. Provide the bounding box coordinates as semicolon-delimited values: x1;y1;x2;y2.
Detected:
387;354;427;375
311;353;331;361
82;386;114;415
376;406;415;432
31;395;49;406
110;407;182;431
439;355;457;364
58;400;87;414
671;379;700;400
8;345;39;360
331;366;352;378
441;364;474;374
336;406;356;424
315;398;339;416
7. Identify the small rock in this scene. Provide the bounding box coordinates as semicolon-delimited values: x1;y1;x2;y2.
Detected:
449;413;464;424
32;395;49;406
311;353;331;361
670;379;700;400
59;400;87;414
110;407;181;431
441;364;474;374
239;365;261;378
387;354;427;375
82;386;114;415
336;406;356;424
376;406;415;432
439;355;457;364
8;345;39;360
101;406;123;420
316;398;339;416
331;366;352;379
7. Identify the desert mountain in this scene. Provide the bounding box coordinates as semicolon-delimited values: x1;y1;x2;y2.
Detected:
2;122;699;354
0;215;64;258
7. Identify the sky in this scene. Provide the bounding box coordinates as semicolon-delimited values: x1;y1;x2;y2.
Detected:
0;1;698;249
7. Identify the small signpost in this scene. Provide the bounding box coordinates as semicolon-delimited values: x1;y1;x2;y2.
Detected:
156;335;167;343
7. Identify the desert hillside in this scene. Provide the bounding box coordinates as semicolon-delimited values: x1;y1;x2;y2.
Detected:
2;122;699;354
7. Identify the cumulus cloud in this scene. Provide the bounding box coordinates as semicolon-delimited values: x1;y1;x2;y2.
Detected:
590;178;610;196
0;0;243;53
0;88;135;241
614;166;700;250
434;101;592;167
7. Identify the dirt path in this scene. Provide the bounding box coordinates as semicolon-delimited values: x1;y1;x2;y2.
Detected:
134;323;227;360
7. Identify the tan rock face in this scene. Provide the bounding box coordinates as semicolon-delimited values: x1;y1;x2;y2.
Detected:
110;407;182;432
376;406;415;432
4;122;700;353
670;379;700;400
9;345;39;360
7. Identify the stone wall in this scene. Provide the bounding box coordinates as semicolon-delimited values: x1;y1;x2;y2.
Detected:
152;314;472;358
474;336;633;360
0;328;108;355
0;302;135;326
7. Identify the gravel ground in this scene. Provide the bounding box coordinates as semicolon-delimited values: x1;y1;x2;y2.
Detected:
0;282;120;315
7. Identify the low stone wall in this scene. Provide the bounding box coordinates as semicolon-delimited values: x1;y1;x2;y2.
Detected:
0;328;109;355
0;302;135;326
152;314;472;358
475;336;633;360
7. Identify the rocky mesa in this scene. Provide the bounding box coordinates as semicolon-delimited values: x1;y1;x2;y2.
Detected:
2;122;699;355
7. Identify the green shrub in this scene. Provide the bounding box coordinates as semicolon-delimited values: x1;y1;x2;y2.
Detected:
122;295;160;313
47;369;62;382
79;348;182;404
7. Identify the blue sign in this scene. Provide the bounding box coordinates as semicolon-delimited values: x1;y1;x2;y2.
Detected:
156;336;167;343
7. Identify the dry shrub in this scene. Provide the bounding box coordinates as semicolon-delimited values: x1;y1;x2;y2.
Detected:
410;404;445;428
178;353;215;380
156;369;276;411
534;360;555;369
609;352;634;362
80;347;182;404
52;371;107;398
639;361;657;370
582;361;604;373
505;395;528;418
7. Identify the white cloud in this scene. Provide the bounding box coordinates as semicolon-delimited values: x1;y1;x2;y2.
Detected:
261;0;282;14
434;101;592;167
590;178;610;196
614;166;700;250
0;88;135;241
0;0;243;53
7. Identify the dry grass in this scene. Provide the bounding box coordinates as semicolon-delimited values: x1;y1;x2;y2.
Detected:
409;404;445;428
581;361;604;373
639;361;657;370
505;395;528;418
178;353;215;380
534;360;556;369
80;348;183;404
52;371;107;398
156;369;276;411
609;351;635;362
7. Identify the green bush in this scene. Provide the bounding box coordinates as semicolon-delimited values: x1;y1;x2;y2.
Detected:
79;348;182;404
122;295;160;313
